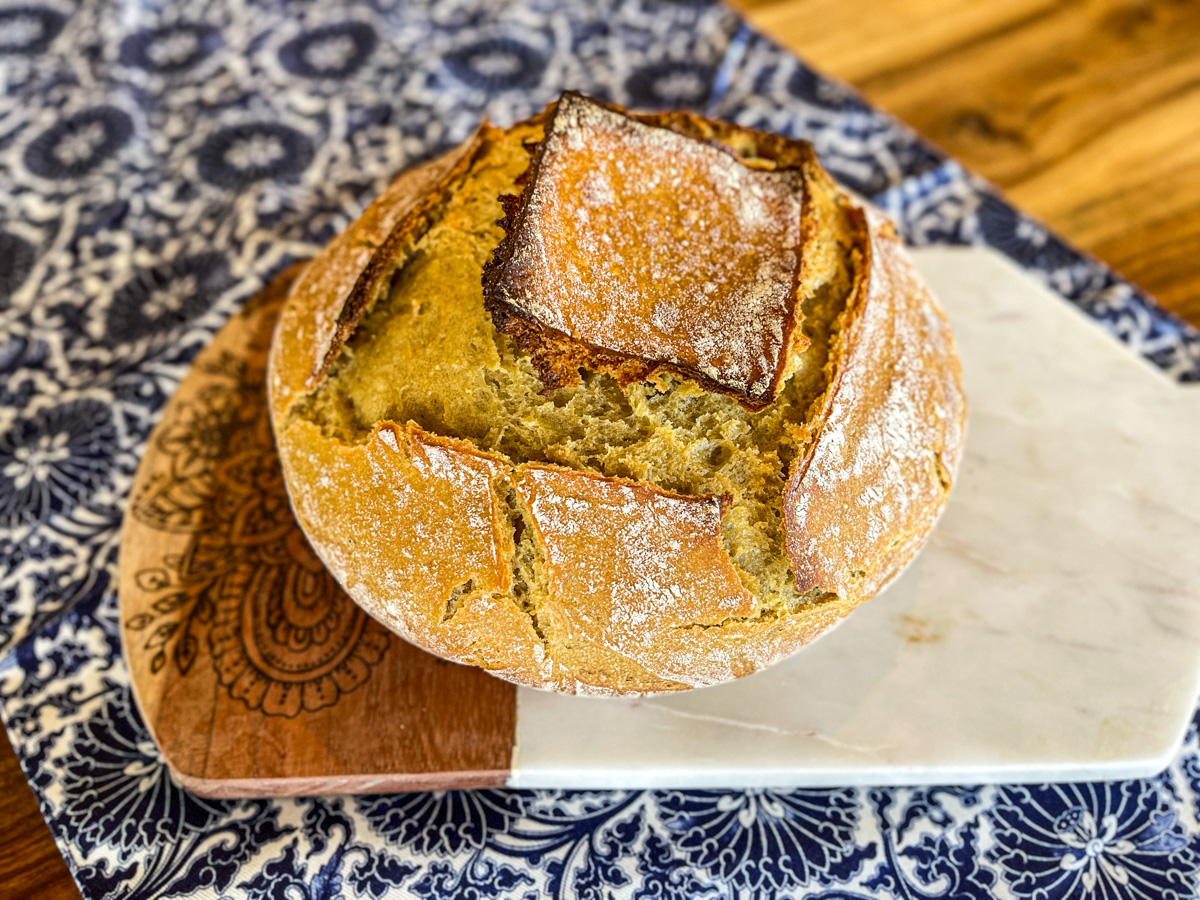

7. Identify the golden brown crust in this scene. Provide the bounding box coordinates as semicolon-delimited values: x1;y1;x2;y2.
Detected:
482;93;822;411
514;465;756;685
268;99;966;695
276;418;549;678
269;129;494;423
783;207;965;603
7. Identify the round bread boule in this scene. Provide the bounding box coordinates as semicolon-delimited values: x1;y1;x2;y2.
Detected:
267;102;965;695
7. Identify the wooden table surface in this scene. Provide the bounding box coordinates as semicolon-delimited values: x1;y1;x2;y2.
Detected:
3;0;1198;895
734;0;1200;327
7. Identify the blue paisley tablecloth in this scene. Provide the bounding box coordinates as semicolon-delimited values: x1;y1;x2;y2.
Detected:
3;1;1200;898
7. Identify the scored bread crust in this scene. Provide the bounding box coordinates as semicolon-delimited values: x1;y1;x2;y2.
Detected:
268;108;965;695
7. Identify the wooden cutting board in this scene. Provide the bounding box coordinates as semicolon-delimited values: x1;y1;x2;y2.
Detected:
119;267;517;798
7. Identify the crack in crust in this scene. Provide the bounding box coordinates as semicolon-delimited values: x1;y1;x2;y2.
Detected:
494;474;552;652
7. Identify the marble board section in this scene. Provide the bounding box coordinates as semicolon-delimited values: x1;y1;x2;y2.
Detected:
510;244;1200;788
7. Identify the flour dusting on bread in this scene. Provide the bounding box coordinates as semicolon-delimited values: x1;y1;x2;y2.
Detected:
484;93;810;409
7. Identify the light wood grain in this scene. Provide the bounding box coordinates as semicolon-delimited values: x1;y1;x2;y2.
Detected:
732;0;1200;325
7;1;1198;893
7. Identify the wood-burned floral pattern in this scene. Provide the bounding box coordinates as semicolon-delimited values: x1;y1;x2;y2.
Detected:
124;288;389;716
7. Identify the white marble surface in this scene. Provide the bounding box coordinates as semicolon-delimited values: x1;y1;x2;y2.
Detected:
509;245;1200;788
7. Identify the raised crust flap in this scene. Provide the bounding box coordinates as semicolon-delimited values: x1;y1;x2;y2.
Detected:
483;92;813;410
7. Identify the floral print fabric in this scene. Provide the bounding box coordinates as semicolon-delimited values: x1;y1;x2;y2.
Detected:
2;1;1200;898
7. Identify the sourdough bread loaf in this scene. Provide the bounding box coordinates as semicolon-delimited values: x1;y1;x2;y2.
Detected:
267;94;965;695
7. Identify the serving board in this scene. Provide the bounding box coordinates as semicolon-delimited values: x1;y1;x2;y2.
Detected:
118;266;515;797
120;246;1200;797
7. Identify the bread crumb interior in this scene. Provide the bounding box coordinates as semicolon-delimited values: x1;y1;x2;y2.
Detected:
295;122;857;621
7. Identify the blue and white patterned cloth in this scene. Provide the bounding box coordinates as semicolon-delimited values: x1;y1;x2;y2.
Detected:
3;1;1200;897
